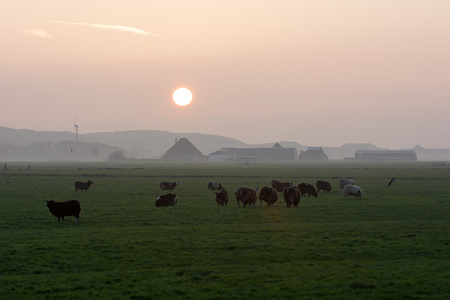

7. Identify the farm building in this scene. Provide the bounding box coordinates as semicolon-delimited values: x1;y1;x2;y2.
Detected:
354;149;418;162
162;138;206;161
298;147;329;162
208;143;298;162
208;150;235;162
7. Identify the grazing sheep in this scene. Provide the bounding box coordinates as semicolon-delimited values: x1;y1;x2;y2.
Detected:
74;180;93;192
283;186;301;208
258;186;279;207
316;180;332;193
298;183;318;197
339;179;354;190
343;185;363;199
270;180;292;192
46;200;81;223
235;187;258;207
208;181;225;191
160;181;179;191
155;193;177;207
215;190;229;206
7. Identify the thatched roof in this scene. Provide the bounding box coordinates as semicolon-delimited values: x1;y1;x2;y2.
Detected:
163;138;206;161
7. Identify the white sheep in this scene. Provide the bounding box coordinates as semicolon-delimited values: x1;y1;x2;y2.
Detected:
343;185;363;199
339;179;355;190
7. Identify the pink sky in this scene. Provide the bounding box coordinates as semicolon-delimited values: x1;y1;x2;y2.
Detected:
1;1;449;148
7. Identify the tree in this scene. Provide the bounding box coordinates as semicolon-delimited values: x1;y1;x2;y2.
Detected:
107;151;127;161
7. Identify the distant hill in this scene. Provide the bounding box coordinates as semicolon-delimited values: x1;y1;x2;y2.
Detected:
84;130;252;158
0;126;262;161
1;126;449;161
0;126;95;145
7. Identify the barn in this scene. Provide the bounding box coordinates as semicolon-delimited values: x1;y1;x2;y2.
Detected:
162;138;206;161
354;149;418;162
208;150;235;162
208;143;298;162
298;147;329;162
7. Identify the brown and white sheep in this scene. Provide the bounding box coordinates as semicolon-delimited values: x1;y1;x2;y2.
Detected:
160;181;179;191
208;181;225;191
155;193;178;207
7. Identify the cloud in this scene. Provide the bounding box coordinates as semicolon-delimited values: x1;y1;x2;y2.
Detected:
52;21;161;37
22;29;52;38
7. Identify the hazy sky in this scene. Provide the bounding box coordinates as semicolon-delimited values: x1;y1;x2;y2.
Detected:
2;1;449;149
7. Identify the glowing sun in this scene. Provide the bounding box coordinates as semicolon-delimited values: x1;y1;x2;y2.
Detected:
173;88;192;106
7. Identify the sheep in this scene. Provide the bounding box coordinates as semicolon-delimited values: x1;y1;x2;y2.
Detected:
343;185;363;199
208;181;225;191
235;187;258;207
46;200;81;222
298;183;318;197
316;180;332;193
283;186;301;208
155;193;177;207
258;186;278;207
339;179;354;190
160;181;179;191
75;180;93;192
270;180;292;192
215;190;229;206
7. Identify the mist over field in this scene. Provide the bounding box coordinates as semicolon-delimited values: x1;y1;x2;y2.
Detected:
1;126;450;162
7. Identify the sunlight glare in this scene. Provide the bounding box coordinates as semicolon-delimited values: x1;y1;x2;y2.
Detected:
173;88;193;106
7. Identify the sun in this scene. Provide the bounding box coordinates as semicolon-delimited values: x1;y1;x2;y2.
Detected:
173;88;193;106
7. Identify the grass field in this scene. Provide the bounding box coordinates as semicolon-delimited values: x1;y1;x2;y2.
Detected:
1;161;449;299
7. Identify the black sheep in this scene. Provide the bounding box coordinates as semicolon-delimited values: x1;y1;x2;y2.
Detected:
46;200;81;222
75;180;93;192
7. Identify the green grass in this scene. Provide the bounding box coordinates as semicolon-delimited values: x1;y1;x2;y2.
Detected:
1;161;449;299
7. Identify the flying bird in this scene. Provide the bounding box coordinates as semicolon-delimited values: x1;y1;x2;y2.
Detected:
388;177;396;186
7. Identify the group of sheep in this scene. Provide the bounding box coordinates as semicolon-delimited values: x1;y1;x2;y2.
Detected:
46;180;94;222
46;178;364;222
208;178;363;208
157;178;364;209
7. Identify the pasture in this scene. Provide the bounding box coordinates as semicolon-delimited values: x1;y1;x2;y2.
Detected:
1;161;449;299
